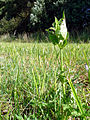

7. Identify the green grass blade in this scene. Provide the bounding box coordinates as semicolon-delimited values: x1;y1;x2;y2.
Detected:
68;79;84;115
41;70;46;95
32;69;38;96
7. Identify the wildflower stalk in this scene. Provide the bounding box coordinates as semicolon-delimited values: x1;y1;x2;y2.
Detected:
46;11;68;118
60;48;65;95
60;48;63;71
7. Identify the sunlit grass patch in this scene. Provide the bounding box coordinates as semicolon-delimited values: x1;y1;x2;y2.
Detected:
0;42;90;119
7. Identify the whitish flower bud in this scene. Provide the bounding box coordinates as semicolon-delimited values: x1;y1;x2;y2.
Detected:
60;18;67;39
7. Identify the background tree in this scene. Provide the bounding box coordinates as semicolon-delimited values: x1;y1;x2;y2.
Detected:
0;0;89;35
0;0;34;34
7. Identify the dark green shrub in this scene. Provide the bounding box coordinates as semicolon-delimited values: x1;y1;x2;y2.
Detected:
0;17;21;34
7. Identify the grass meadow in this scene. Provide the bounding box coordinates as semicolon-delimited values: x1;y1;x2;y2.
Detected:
0;42;90;119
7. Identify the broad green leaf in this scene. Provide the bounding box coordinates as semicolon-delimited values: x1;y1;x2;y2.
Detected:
49;27;55;31
49;33;59;45
63;39;67;47
55;17;59;30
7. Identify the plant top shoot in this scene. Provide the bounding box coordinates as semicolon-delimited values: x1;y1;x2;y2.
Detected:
46;12;69;49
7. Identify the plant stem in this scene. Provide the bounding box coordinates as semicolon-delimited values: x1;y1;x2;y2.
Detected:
60;49;65;95
60;49;63;71
60;48;66;120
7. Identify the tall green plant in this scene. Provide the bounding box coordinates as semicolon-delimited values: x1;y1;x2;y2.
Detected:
46;12;86;119
47;12;69;119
